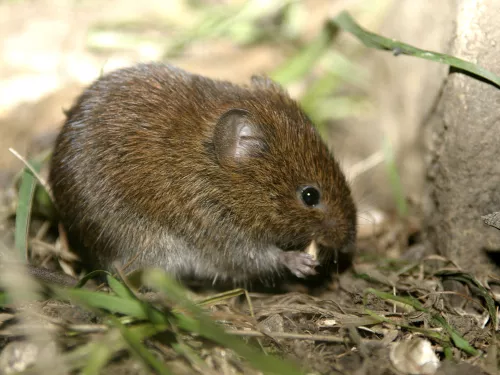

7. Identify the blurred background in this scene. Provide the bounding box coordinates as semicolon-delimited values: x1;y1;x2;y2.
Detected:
0;0;454;241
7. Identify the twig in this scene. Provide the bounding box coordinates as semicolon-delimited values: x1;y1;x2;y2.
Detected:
122;247;148;272
349;150;385;180
225;329;346;343
9;147;55;202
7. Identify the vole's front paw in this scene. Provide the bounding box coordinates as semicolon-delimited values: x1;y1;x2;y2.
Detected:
278;251;319;278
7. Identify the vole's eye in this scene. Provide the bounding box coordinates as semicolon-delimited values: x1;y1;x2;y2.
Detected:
300;186;320;207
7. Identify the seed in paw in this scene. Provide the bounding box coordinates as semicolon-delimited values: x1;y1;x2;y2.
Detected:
279;251;319;278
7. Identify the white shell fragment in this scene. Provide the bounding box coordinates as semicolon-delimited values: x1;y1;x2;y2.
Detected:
0;341;58;375
317;318;337;327
305;240;318;261
390;338;440;375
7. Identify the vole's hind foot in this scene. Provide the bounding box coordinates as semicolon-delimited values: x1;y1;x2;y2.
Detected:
278;251;319;278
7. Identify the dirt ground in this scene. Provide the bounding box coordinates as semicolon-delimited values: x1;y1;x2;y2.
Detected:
1;211;496;375
0;1;498;374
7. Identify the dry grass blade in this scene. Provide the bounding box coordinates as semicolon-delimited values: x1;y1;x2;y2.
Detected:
226;329;346;343
197;288;255;318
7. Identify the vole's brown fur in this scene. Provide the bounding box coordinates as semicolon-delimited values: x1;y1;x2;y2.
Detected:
49;63;356;287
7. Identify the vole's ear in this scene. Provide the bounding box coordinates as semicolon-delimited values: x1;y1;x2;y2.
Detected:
213;109;267;166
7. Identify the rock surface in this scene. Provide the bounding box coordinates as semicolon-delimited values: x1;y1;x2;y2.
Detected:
425;0;500;272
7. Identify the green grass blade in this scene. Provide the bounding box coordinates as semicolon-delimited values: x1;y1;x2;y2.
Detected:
329;11;500;88
65;324;165;373
271;21;339;85
436;271;498;328
104;274;172;326
383;137;408;217
171;341;213;374
0;291;8;306
52;287;169;324
107;274;137;299
364;288;479;356
33;185;56;220
76;270;111;288
362;308;445;341
165;2;288;58
364;288;424;310
81;341;114;375
143;269;304;375
433;314;479;356
14;159;43;261
111;317;173;375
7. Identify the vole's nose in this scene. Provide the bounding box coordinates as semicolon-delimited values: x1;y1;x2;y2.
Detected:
316;217;355;250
